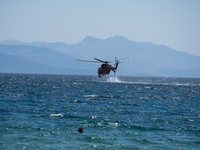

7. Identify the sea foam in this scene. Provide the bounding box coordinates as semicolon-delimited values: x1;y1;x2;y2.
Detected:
107;76;122;83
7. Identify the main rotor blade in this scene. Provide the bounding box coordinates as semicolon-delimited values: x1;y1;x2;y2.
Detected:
121;58;134;62
94;58;105;63
78;60;101;63
94;58;114;64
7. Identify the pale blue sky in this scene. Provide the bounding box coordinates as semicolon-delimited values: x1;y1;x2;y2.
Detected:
0;0;200;56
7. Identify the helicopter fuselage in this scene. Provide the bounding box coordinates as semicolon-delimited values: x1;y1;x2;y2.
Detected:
97;63;118;77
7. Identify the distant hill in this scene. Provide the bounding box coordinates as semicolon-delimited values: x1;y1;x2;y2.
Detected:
0;44;97;71
1;39;28;45
0;51;95;75
0;52;57;74
1;36;200;77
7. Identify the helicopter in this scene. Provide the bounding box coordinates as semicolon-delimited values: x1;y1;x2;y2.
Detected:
78;57;122;77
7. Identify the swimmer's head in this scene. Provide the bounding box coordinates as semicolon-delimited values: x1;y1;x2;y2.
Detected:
78;127;83;133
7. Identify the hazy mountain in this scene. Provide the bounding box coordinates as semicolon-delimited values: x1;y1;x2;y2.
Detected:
0;52;95;75
0;44;97;71
1;36;200;77
0;39;28;45
0;52;57;74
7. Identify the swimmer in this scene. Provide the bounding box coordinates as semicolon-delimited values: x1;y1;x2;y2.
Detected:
72;127;83;134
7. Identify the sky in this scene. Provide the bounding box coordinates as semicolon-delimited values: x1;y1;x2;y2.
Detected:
0;0;200;56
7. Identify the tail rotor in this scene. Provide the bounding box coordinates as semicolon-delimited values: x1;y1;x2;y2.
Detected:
114;57;123;67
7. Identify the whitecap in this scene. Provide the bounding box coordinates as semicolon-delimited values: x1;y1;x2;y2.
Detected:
108;122;119;127
90;116;98;119
84;95;98;97
49;114;64;117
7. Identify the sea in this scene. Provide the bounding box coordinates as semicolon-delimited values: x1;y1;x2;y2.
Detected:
0;73;200;150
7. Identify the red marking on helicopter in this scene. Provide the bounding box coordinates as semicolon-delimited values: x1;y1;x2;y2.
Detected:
78;57;122;77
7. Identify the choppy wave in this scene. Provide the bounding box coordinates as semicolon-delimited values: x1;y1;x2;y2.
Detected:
0;74;199;149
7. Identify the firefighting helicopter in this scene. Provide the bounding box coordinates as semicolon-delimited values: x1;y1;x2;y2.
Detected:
78;57;122;77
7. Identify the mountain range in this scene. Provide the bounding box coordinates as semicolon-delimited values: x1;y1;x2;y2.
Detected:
1;35;200;77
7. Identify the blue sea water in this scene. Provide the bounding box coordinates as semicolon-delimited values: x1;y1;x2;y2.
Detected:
0;73;200;150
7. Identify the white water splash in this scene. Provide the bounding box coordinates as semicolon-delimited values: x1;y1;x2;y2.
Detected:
107;76;122;83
